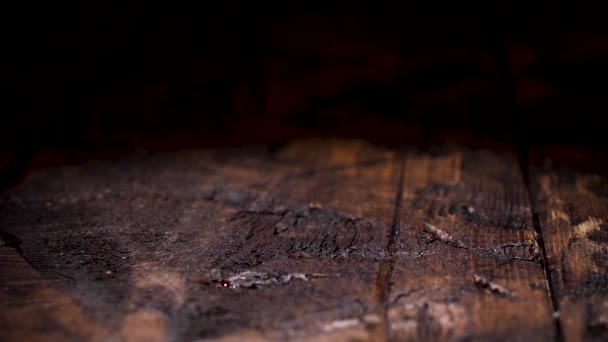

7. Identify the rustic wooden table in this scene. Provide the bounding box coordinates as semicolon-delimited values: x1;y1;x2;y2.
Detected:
1;139;606;341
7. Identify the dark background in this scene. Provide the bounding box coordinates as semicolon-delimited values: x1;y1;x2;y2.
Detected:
2;1;608;189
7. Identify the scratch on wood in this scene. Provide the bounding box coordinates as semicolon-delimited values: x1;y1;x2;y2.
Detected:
421;222;467;249
573;217;604;238
420;222;541;265
217;270;330;289
390;287;423;307
473;274;516;298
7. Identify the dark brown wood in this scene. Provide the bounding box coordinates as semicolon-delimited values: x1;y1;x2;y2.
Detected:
388;147;555;341
530;151;608;342
0;140;571;341
0;139;400;341
0;242;106;341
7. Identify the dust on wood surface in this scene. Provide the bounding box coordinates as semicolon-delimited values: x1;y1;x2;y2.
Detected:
530;149;608;342
1;139;602;341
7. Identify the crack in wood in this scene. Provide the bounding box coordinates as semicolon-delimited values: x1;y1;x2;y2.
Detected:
2;142;576;340
419;221;541;265
390;287;423;307
523;164;564;342
370;150;406;342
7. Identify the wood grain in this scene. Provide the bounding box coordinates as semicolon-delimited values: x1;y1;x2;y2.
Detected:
530;154;608;342
388;147;555;341
0;139;401;341
1;140;579;341
0;242;107;341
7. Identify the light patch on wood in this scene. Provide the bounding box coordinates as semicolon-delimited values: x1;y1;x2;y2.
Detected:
537;174;571;224
0;247;108;341
473;274;516;298
322;318;361;331
117;264;187;341
426;302;467;334
401;155;429;194
388;301;467;340
452;153;462;183
221;270;330;289
537;174;552;195
120;310;169;342
4;287;108;341
132;264;187;306
429;153;462;184
421;221;467;248
573;217;604;238
328;139;361;166
521;230;539;242
538;175;567;209
550;209;570;223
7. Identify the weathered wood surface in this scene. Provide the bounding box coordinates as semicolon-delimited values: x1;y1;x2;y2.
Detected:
0;140;400;341
3;139;604;341
530;152;608;342
387;148;555;341
0;241;107;341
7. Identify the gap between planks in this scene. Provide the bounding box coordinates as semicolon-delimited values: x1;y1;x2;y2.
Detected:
518;146;564;342
372;144;563;341
370;148;406;342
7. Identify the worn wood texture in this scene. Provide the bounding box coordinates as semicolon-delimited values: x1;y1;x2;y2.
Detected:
530;154;608;342
387;148;555;341
0;139;400;341
0;241;107;341
3;139;589;341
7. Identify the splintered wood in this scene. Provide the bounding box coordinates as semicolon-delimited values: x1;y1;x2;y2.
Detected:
0;139;604;341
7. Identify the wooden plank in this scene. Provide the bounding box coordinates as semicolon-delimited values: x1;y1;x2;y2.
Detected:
0;241;107;341
0;139;401;341
530;152;608;342
387;147;555;340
